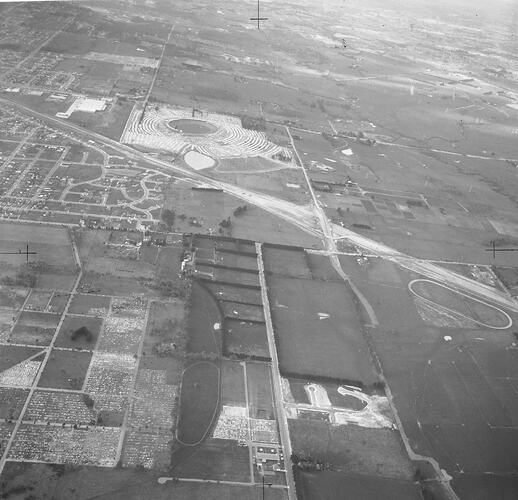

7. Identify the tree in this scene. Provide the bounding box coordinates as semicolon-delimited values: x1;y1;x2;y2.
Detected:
82;394;95;409
161;208;176;227
71;326;93;342
233;205;248;217
219;217;232;228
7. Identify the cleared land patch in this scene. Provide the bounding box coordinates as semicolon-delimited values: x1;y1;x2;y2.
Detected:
186;282;221;354
38;350;92;390
23;290;52;311
225;319;269;359
246;362;274;420
170;438;250;482
296;470;421;500
263;246;312;279
0;387;29;420
11;311;60;346
290;418;414;479
0;287;28;310
54;315;102;349
267;276;377;385
220;360;246;407
68;294;111;316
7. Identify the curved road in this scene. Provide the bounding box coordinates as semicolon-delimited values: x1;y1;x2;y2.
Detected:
4;97;517;499
3;96;515;315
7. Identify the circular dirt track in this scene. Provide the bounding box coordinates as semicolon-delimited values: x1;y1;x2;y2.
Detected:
176;361;220;446
167;119;217;135
408;279;512;330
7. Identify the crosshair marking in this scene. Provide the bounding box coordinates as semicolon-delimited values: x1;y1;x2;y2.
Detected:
250;0;268;29
486;240;518;259
0;244;37;262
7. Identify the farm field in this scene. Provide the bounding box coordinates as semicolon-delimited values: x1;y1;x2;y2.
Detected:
38;350;92;390
0;221;190;477
225;319;269;359
289;418;414;479
337;254;518;499
267;274;377;385
54;314;103;349
1;462;288;500
0;0;518;498
170;439;250;482
186;282;221;354
296;471;422;500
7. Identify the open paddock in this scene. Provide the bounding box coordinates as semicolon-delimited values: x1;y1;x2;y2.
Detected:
452;474;518;500
55;315;103;349
33;272;78;292
342;258;518;498
1;462;288;500
186;282;221;354
24;290;53;311
220;360;246;407
306;254;342;281
205;282;262;304
0;387;29;419
0;222;75;269
493;266;518;296
47;292;70;314
230;208;322;249
263;246;312;279
246;362;274;420
214;251;258;271
225;319;269;359
286;379;311;405
68;293;111;316
0;346;42;373
289;418;414;479
213;268;259;287
145;299;185;354
171;438;251;482
267;276;377;384
11;311;60;346
156;246;183;276
38;350;92;390
79;273;157;297
0;287;28;309
296;470;421;500
220;301;264;322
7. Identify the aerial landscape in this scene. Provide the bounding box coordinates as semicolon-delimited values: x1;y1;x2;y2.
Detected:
0;0;517;498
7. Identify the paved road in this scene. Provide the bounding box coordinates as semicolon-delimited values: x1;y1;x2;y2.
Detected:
286;125;380;326
3;98;515;499
0;233;83;476
256;243;297;500
3;95;516;315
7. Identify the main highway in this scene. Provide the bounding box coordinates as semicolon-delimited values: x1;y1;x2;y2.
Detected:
4;96;517;500
3;95;518;318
